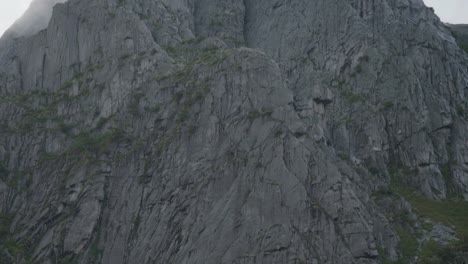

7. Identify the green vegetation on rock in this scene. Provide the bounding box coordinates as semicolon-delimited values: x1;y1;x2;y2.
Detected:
391;178;468;238
450;26;468;54
0;214;31;264
383;170;468;263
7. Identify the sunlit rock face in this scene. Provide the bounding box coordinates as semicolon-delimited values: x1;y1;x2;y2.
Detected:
0;0;467;263
3;0;67;38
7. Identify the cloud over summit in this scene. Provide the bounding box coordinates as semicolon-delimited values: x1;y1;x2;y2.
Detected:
6;0;67;37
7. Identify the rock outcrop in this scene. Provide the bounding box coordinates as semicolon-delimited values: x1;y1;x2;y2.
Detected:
0;0;467;263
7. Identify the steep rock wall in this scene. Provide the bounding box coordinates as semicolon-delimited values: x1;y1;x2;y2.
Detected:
0;0;467;263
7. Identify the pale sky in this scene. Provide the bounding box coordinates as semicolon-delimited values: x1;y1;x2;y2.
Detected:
0;0;467;37
0;0;32;37
424;0;468;24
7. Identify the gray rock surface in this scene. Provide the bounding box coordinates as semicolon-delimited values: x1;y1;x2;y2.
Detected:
0;0;467;263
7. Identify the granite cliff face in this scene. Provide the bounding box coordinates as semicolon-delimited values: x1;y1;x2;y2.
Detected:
0;0;468;263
